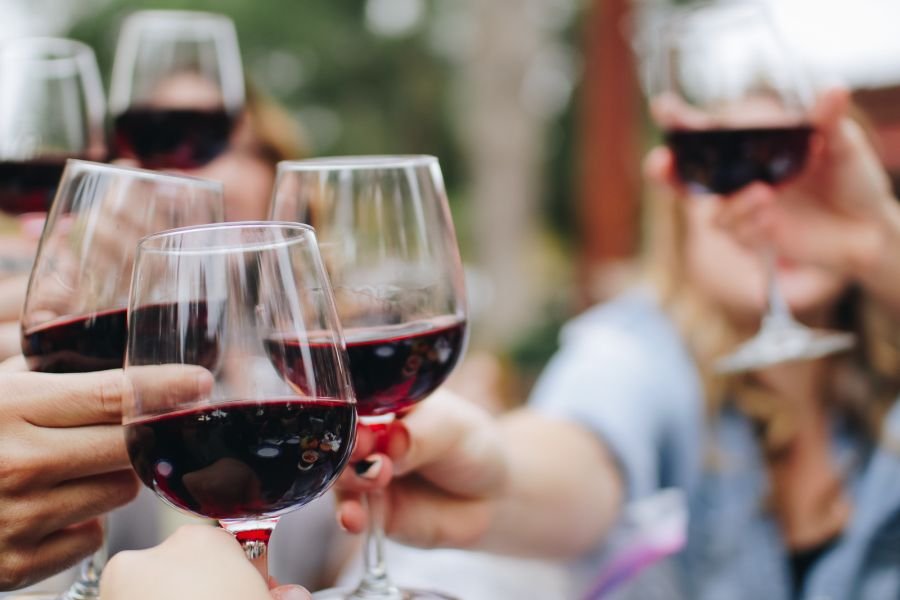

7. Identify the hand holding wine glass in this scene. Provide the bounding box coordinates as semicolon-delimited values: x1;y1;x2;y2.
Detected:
650;2;854;372
16;161;222;600
0;367;212;592
272;156;468;600
648;87;898;282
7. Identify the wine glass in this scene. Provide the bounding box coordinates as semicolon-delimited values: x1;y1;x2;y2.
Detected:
17;160;223;600
650;2;854;373
271;156;469;600
123;222;357;581
0;37;106;273
109;10;245;169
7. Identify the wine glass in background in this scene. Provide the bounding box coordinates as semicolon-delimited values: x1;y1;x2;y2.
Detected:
109;10;245;170
0;38;106;273
272;156;469;600
651;2;854;373
17;161;223;600
124;222;357;581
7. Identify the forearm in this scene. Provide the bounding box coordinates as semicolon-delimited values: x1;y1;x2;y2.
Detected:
854;197;900;316
478;409;623;558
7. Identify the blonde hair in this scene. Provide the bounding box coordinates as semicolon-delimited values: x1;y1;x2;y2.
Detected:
639;178;900;456
242;84;308;166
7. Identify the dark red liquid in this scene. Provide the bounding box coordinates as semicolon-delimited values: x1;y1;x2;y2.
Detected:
22;308;128;373
0;160;66;214
127;301;220;371
23;301;217;374
266;318;467;417
125;399;356;520
113;108;236;169
665;126;813;195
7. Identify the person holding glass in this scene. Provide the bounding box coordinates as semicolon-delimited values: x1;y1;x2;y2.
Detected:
332;7;900;600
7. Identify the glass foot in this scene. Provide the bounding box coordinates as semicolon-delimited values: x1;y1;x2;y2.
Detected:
313;587;458;600
716;326;855;374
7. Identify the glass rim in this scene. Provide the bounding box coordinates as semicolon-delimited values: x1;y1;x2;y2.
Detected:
137;221;318;255
0;36;95;60
123;9;237;26
64;159;224;192
669;1;772;32
277;155;439;173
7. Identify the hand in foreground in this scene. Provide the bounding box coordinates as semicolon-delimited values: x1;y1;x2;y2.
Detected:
335;389;507;548
101;525;310;600
0;367;210;590
335;390;620;557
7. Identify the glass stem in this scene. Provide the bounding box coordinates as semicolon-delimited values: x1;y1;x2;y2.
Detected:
62;544;106;600
761;246;798;330
220;518;279;584
353;489;401;599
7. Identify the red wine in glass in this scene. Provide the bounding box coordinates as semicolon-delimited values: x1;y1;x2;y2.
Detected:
266;317;467;417
22;308;128;373
22;301;218;374
0;160;67;215
113;107;237;169
125;398;356;520
665;125;813;195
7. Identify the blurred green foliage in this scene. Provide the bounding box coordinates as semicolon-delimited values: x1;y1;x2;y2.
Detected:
69;0;464;187
68;0;583;380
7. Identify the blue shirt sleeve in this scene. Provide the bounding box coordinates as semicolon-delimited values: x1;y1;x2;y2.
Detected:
529;295;704;500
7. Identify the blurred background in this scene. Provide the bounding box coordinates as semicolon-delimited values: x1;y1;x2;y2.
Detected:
5;0;900;405
6;0;900;596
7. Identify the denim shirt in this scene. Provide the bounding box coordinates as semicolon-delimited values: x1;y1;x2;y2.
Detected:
530;292;900;600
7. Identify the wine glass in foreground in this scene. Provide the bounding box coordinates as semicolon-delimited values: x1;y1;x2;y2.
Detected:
109;10;245;169
272;156;468;600
16;161;223;600
123;222;357;581
652;2;854;373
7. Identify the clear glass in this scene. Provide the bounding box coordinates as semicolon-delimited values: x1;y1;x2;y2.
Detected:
651;2;854;373
123;222;357;581
15;161;223;600
0;37;106;274
109;10;245;169
272;156;469;600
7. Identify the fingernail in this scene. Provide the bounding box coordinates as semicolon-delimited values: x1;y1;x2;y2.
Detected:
385;423;410;460
354;456;383;479
273;585;310;600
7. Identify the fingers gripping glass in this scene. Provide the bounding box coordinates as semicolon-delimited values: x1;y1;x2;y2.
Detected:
651;3;854;373
123;222;357;582
15;160;223;600
272;156;469;600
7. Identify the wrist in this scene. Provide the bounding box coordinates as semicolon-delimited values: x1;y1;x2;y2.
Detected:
850;194;900;283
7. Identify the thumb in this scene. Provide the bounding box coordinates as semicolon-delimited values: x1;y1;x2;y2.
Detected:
270;585;312;600
811;87;857;160
811;87;849;138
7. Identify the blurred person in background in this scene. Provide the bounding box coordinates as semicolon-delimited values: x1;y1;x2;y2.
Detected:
334;87;900;599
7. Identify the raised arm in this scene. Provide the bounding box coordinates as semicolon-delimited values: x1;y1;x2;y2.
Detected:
336;390;623;558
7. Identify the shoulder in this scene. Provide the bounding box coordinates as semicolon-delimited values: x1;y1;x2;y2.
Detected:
531;289;700;406
558;290;693;372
